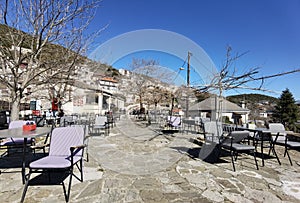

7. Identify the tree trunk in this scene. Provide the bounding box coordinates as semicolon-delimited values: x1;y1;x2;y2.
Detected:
147;103;151;125
154;102;158;123
11;97;21;121
139;95;143;112
170;97;175;116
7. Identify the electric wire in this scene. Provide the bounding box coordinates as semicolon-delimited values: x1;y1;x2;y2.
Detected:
171;55;188;84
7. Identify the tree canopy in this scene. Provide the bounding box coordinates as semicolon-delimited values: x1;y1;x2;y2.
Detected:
0;0;101;120
272;88;299;130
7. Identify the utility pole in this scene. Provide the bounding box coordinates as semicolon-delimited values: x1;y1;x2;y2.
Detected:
187;51;191;87
186;51;192;118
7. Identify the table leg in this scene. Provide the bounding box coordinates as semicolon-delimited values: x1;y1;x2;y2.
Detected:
22;138;27;184
261;136;264;166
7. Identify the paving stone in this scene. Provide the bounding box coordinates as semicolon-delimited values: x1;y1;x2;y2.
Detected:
162;192;182;201
216;178;238;191
133;177;162;190
139;189;166;202
202;189;224;202
221;191;252;203
124;189;141;202
77;179;103;199
210;168;233;179
244;187;283;203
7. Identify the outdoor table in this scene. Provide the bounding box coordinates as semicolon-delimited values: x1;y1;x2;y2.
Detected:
0;127;52;184
286;131;300;142
237;127;281;166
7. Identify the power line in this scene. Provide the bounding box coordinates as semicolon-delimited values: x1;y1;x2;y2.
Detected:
171;54;189;84
192;54;217;76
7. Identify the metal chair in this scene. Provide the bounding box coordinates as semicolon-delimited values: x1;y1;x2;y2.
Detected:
221;131;259;171
90;116;109;136
199;121;224;162
269;123;300;165
21;126;86;202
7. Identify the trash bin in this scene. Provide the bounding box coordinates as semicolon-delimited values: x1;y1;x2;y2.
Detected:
0;111;9;129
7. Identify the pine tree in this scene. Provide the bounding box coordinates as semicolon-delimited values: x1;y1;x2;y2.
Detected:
272;89;299;130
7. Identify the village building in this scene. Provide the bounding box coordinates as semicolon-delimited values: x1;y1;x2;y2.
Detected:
189;96;250;124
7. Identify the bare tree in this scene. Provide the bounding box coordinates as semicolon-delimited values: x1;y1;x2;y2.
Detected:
128;58;160;113
0;0;101;120
144;85;174;122
121;58;177;122
198;46;300;121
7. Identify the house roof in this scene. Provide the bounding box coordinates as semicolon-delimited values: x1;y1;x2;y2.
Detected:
100;77;118;83
189;97;249;114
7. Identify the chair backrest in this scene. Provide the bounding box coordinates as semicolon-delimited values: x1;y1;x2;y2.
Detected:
269;123;286;135
182;119;195;125
204;121;223;138
95;116;107;125
194;117;201;124
200;117;211;124
49;126;84;157
269;123;286;141
167;116;181;127
9;120;26;129
223;124;235;133
223;131;250;144
60;116;74;126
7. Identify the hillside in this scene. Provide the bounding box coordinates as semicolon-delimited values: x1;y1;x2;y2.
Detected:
0;23;119;79
227;93;278;105
227;94;278;120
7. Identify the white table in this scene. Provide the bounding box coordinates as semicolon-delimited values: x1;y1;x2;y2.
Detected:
0;127;52;183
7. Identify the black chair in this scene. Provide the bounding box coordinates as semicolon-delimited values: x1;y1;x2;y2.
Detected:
269;123;300;166
221;131;259;171
253;130;281;166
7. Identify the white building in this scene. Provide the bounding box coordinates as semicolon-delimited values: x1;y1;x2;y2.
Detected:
189;96;250;124
62;77;125;115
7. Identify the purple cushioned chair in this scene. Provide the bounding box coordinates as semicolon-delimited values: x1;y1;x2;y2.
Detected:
21;126;86;202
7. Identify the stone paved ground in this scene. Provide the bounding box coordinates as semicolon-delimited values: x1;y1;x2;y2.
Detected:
1;115;300;202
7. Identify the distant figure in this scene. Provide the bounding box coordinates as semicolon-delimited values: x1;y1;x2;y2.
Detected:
58;109;64;118
57;109;64;125
232;113;242;126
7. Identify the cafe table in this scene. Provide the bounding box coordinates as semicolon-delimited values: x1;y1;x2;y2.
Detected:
0;127;52;184
237;127;281;166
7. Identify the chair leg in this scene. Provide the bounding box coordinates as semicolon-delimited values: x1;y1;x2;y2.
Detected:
285;147;293;166
86;150;89;162
234;151;238;161
21;170;32;203
230;151;236;172
252;150;259;170
80;160;83;182
66;170;73;202
268;141;272;156
62;181;68;202
271;144;281;165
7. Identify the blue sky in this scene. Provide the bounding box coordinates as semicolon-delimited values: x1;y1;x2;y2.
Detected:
87;0;300;99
